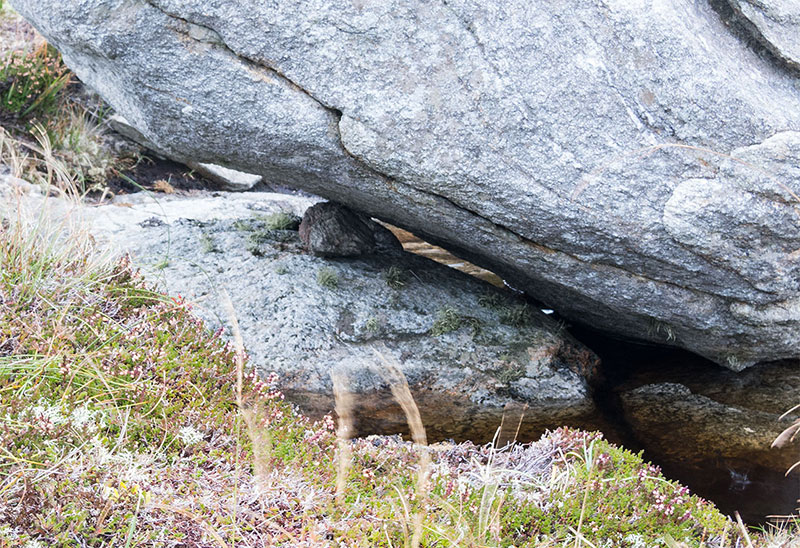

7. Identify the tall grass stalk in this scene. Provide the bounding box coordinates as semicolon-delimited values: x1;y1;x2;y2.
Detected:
332;370;354;504
221;289;247;544
372;346;430;548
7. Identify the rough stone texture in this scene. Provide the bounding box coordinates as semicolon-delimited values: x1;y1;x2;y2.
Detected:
12;0;800;369
191;163;261;192
299;201;401;257
726;0;800;70
1;179;600;442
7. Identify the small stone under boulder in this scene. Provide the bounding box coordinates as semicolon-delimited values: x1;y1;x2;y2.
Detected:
299;201;401;257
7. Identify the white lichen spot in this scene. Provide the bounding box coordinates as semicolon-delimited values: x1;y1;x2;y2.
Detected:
26;399;67;428
71;405;103;433
179;425;204;445
0;525;19;540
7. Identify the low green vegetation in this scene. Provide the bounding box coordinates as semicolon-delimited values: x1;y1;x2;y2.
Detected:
364;316;380;334
263;210;301;231
317;266;339;289
431;306;482;336
479;291;535;328
199;231;220;253
384;265;407;289
235;212;301;256
0;8;137;196
0;43;69;118
234;211;301;235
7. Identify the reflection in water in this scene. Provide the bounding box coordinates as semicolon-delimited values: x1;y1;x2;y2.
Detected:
728;468;751;493
573;325;800;525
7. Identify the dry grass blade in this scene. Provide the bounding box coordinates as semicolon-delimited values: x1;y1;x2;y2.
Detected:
332;370;354;504
567;525;598;548
772;419;800;449
152;503;230;548
663;533;691;548
220;290;245;409
219;289;249;541
779;403;800;422
735;511;755;548
372;345;429;548
783;460;800;477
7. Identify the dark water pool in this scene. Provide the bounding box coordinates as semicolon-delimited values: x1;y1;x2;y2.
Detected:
571;325;800;525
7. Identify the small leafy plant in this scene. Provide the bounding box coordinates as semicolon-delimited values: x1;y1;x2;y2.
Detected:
430;306;482;336
0;43;70;118
199;231;219;253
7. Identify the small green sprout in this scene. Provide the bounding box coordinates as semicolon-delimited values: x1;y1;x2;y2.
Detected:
263;211;301;231
199;232;219;253
384;266;406;289
317;267;339;289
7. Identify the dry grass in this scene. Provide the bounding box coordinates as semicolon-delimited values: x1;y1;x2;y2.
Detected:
332;370;355;504
0;7;137;197
372;346;430;548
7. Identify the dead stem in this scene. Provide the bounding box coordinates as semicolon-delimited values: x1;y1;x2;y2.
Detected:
372;345;429;548
332;370;354;504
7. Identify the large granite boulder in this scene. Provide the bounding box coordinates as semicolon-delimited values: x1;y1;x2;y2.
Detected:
11;0;800;369
725;0;800;70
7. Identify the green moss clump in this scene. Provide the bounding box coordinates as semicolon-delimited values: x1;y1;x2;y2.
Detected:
263;211;301;231
430;306;482;336
384;266;406;289
317;267;339;289
499;303;533;327
199;231;220;253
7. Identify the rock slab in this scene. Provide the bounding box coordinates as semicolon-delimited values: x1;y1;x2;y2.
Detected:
2;182;600;442
11;0;800;369
299;201;401;257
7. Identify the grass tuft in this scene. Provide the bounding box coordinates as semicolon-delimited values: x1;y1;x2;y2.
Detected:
0;42;70;119
263;210;301;231
317;266;339;289
384;265;406;289
430;306;482;337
